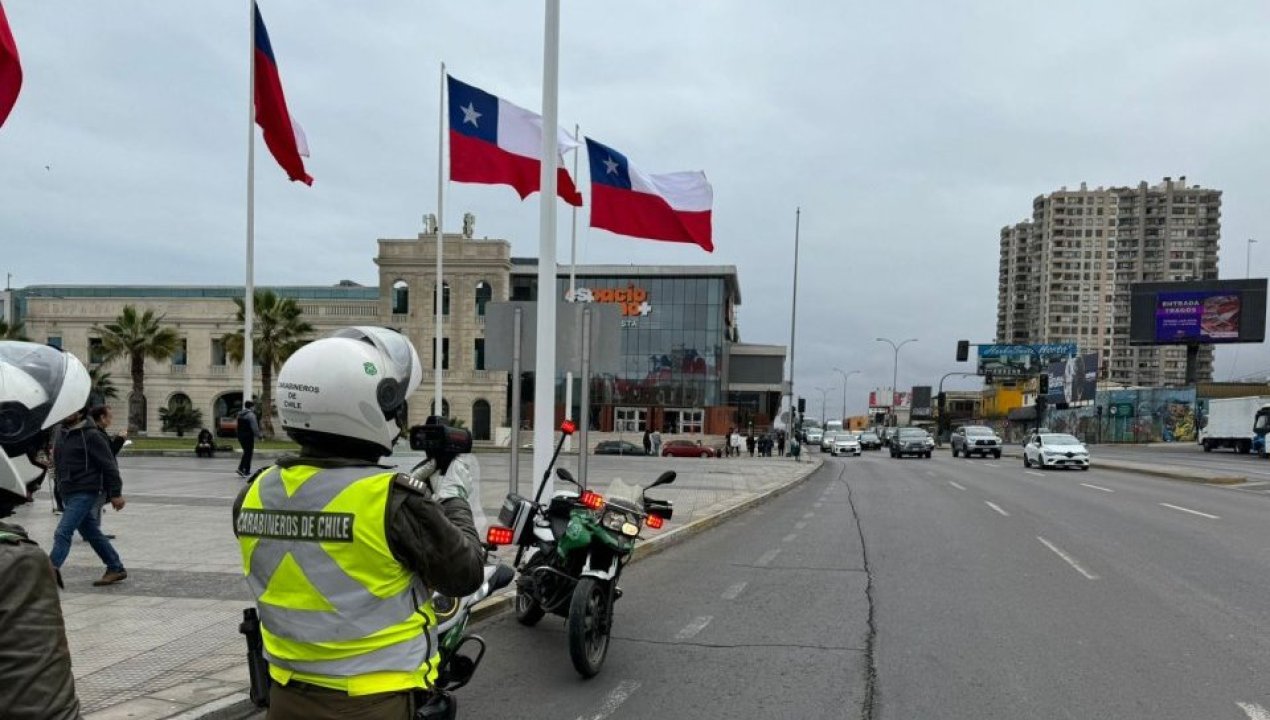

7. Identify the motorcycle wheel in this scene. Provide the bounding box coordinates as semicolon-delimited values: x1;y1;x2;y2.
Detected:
515;587;545;626
567;577;610;678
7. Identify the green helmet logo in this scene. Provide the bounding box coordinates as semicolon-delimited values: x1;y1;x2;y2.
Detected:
363;362;378;376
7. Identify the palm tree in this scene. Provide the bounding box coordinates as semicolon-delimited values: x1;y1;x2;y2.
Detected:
88;367;119;404
223;290;314;438
0;319;28;341
93;306;181;433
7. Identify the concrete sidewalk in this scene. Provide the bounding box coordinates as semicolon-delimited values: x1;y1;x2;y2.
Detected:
14;451;821;719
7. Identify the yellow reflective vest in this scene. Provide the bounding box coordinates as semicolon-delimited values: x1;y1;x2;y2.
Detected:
236;464;438;695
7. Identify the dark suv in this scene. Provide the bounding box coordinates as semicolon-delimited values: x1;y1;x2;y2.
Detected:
950;425;1002;459
890;428;933;459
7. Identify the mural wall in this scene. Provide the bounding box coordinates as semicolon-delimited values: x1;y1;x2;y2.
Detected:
974;387;1198;445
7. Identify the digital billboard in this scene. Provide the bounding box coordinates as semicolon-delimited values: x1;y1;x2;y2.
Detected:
1043;353;1099;405
976;344;1077;378
910;386;933;419
1130;279;1267;345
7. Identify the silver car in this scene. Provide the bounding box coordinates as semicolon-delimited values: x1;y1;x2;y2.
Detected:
831;433;862;457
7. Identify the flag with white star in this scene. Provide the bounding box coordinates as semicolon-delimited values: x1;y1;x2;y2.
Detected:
585;137;713;252
447;75;583;206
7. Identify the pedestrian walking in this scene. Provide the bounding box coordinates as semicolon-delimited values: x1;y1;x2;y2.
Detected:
643;427;652;456
236;401;262;477
49;410;128;587
730;430;743;458
777;430;786;457
746;433;756;457
651;428;662;456
89;405;126;540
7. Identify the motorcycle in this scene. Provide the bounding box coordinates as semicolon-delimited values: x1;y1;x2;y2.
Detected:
487;420;675;677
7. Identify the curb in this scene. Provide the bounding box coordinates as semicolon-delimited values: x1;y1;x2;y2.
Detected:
168;457;824;719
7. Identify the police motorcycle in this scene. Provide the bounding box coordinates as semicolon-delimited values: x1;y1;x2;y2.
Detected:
487;420;676;678
241;420;512;720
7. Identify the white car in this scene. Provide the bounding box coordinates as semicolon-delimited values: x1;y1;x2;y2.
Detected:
831;434;862;457
821;431;842;453
805;427;824;445
1023;433;1090;470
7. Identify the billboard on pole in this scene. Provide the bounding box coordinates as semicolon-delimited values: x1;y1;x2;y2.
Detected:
976;344;1077;378
1130;279;1267;345
910;386;933;419
1042;353;1098;405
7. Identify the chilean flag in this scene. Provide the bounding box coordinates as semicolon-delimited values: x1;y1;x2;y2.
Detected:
0;1;21;129
447;75;582;206
585;137;713;253
254;3;311;185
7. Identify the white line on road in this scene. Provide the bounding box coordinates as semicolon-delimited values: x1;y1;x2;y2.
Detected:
1080;482;1114;493
948;481;966;491
1160;502;1220;520
924;471;937;477
984;463;1000;468
1238;702;1270;720
782;533;798;543
756;549;781;567
721;582;747;600
813;502;823;508
803;512;815;519
575;680;642;720
794;521;808;530
675;616;713;640
1025;470;1045;477
1036;536;1099;580
985;501;1010;517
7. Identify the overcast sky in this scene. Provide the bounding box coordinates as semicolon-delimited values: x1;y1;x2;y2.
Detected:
4;1;1270;418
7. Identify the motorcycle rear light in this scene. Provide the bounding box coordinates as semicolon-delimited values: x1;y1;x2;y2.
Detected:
580;490;605;510
486;526;515;545
646;514;665;529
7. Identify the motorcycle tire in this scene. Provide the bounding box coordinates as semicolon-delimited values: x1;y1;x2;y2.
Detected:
567;577;611;678
515;587;545;627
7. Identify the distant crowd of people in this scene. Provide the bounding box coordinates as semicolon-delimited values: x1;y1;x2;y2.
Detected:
722;428;794;459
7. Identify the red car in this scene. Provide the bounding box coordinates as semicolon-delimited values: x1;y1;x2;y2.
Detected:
661;439;722;458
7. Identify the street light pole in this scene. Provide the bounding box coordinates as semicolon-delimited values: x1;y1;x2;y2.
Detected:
814;386;829;426
936;371;979;446
876;337;917;426
833;368;859;424
1248;238;1257;279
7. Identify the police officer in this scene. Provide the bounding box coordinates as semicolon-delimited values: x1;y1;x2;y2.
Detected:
232;327;485;719
0;341;93;720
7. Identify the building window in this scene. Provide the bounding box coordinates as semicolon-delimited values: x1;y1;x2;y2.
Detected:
474;338;485;370
392;280;409;315
432;338;449;370
172;338;188;366
212;339;227;366
475;281;492;317
47;336;62;349
88;338;106;365
429;398;451;419
433;282;451;316
615;407;647;433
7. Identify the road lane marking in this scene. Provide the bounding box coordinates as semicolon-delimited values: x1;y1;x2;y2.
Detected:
948;481;966;491
675;616;713;640
782;533;798;543
575;680;642;720
1080;482;1114;493
1238;702;1270;720
756;549;781;566
1037;536;1099;580
985;501;1010;517
721;582;747;600
1160;503;1220;520
794;521;808;530
803;512;815;519
813;502;823;508
924;471;937;477
1025;470;1045;477
984;463;1000;468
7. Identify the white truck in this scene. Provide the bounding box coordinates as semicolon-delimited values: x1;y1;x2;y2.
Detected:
1199;396;1270;454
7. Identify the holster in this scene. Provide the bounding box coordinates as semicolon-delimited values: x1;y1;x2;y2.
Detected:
239;607;272;708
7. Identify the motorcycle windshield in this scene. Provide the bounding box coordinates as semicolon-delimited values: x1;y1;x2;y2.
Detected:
605;478;644;513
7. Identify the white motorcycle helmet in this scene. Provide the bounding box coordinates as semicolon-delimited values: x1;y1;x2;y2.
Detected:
0;342;91;506
277;326;423;455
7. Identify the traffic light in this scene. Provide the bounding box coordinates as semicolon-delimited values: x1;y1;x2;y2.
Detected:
1038;374;1049;394
956;340;969;362
798;398;806;413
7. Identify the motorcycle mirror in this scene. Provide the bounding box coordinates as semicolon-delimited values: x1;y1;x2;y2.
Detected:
556;467;578;485
648;471;676;489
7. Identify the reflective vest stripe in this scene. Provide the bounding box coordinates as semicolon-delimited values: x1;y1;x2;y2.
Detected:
240;465;436;682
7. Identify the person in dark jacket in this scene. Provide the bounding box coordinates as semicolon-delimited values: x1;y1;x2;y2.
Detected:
233;327;483;719
196;428;216;458
49;412;128;586
237;401;262;477
642;427;652;456
89;404;127;539
0;341;93;719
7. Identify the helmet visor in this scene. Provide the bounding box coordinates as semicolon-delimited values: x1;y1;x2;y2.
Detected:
0;342;69;445
328;327;422;413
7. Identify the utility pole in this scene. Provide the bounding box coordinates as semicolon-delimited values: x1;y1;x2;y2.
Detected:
786;208;801;434
833;368;858;424
876;337;917;426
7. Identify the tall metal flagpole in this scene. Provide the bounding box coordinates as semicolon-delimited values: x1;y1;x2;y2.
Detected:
786;208;800;434
532;0;562;498
563;123;579;453
243;0;256;408
434;61;446;418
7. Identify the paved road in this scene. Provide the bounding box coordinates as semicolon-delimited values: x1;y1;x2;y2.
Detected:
458;451;1270;719
1076;442;1270;486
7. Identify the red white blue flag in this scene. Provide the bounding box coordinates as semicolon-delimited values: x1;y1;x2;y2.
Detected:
0;1;21;129
254;3;311;185
447;75;582;206
585;137;713;252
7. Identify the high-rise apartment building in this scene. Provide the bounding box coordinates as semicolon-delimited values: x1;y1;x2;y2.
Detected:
997;176;1221;386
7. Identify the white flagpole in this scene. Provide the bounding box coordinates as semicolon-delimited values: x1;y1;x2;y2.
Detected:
532;0;561;497
434;61;446;419
243;0;256;410
563;122;579;452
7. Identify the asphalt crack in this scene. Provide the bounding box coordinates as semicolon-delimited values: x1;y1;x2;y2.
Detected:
838;464;878;720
